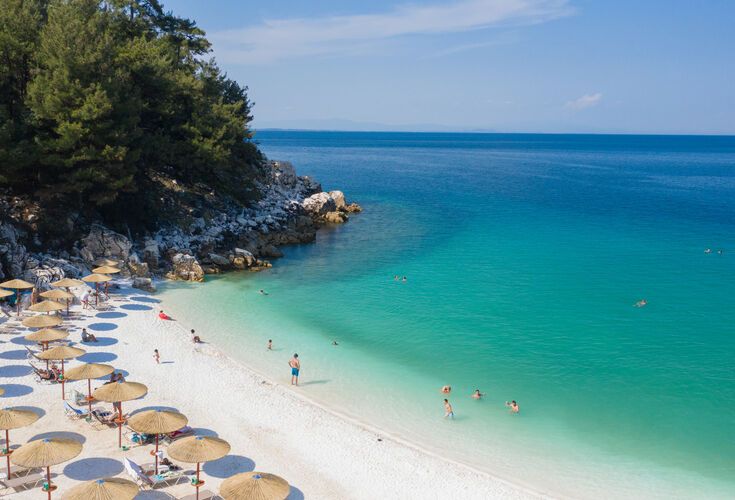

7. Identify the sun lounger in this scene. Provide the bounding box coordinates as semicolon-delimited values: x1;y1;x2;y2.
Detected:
124;458;187;489
162;426;194;444
92;409;119;428
29;363;60;384
64;401;90;419
0;471;44;491
74;389;95;406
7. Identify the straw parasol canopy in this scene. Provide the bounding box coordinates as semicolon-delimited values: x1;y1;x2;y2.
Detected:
94;258;120;267
11;437;83;499
220;472;290;500
168;435;231;464
40;289;74;300
23;315;63;328
50;278;85;288
81;274;111;284
0;289;14;298
62;477;139;500
29;301;66;313
65;363;114;415
93;382;148;447
0;387;4;396
128;409;188;474
37;345;86;400
0;408;41;480
169;435;230;498
92;266;121;275
0;279;34;289
25;328;68;345
1;279;34;315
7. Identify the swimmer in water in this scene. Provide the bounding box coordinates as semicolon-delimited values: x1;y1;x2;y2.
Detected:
705;248;712;254
441;385;451;394
267;339;272;350
634;299;647;307
471;389;484;399
505;400;520;414
402;276;407;282
332;340;339;346
717;249;724;255
444;399;454;419
259;289;268;295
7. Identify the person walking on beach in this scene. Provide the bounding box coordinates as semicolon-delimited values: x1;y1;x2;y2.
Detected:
444;399;454;419
191;329;202;343
289;354;300;385
153;349;160;364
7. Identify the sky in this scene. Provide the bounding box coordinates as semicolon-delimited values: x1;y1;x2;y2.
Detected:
165;0;735;135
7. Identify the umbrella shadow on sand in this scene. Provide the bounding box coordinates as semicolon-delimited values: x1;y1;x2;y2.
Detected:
120;303;153;311
202;454;256;478
189;428;219;437
134;492;171;499
81;336;119;347
288;486;306;500
96;311;128;319
0;349;29;360
78;351;118;363
63;457;124;480
10;336;35;346
30;430;85;444
129;405;181;415
0;384;34;398
130;296;161;304
87;322;118;332
11;406;46;418
0;365;33;377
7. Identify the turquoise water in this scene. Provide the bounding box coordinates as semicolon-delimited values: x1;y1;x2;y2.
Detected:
161;132;735;499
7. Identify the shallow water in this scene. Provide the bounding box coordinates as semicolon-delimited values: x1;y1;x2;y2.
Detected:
160;132;735;499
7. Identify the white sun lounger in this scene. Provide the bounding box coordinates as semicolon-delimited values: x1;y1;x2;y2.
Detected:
124;457;187;489
0;471;45;492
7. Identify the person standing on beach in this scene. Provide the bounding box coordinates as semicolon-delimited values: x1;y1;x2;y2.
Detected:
444;399;454;419
153;349;160;364
289;354;300;385
267;339;272;350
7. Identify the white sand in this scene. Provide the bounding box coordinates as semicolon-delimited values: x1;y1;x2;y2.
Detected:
0;286;547;499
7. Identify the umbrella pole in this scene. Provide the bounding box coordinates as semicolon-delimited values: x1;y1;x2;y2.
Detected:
196;462;201;500
15;290;19;316
118;402;123;448
95;283;99;307
60;360;65;400
87;379;93;415
46;465;51;500
155;434;159;475
5;429;10;479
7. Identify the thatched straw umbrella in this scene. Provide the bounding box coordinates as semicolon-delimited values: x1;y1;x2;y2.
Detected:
62;477;139;500
94;258;119;268
11;437;82;500
92;381;148;448
128;409;188;474
22;315;63;329
220;471;290;500
0;408;40;480
25;329;68;353
36;346;86;399
64;363;114;415
29;301;66;314
0;278;34;315
91;266;120;275
81;274;111;307
0;387;4;396
39;289;75;315
50;278;84;288
0;289;13;299
168;435;231;500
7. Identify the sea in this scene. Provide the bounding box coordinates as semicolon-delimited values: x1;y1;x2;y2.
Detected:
160;131;735;499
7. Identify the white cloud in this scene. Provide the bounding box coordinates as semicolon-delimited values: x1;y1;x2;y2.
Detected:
212;0;573;64
565;93;603;110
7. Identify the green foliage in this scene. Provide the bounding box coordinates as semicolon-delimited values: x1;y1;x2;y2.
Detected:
0;0;260;216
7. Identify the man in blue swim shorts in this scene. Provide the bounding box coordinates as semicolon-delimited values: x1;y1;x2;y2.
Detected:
289;353;301;385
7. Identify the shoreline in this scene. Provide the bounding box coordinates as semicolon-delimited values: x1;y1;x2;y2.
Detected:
155;282;552;500
0;284;546;499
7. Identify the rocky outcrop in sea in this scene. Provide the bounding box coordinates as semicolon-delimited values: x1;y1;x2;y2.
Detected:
0;161;360;293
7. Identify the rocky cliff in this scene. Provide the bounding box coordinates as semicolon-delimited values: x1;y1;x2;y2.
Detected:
0;161;360;292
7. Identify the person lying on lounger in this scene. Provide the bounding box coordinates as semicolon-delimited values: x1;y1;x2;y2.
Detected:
36;367;60;381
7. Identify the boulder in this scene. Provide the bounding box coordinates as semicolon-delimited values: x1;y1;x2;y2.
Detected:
302;192;336;217
233;248;256;267
127;253;150;278
142;239;160;269
344;202;362;213
132;277;156;292
208;253;230;267
165;253;204;282
260;244;283;259
0;222;28;279
79;225;132;264
324;211;348;224
328;190;346;209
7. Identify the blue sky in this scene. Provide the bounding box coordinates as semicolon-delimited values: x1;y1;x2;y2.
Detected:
166;0;734;134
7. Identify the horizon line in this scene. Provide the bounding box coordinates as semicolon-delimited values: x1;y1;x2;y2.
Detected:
254;128;735;138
